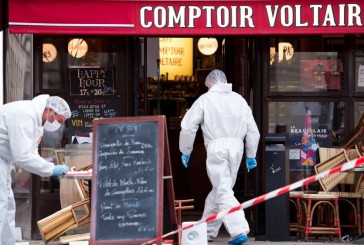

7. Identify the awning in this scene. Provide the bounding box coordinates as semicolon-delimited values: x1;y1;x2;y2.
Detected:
8;0;135;35
8;0;364;35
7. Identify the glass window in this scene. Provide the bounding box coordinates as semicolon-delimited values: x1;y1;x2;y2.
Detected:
355;37;364;92
354;102;364;124
268;101;345;187
41;38;65;90
36;36;125;195
40;37;119;90
67;37;117;68
269;37;344;92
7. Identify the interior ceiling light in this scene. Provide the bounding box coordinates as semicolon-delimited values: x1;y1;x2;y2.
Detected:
278;42;294;62
42;43;57;63
198;38;218;55
68;38;88;58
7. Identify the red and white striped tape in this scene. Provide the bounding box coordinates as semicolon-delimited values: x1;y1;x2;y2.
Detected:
141;155;364;245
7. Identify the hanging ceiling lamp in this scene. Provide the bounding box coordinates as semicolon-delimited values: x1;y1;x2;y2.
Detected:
42;43;57;63
68;38;88;58
198;38;218;55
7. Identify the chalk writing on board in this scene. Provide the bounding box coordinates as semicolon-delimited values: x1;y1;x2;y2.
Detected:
67;97;118;137
67;68;118;139
69;68;115;96
95;121;159;240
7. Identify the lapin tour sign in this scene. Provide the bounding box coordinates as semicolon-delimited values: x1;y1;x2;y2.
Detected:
9;0;364;35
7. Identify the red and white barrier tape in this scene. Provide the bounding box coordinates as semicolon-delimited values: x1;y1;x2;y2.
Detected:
141;156;364;245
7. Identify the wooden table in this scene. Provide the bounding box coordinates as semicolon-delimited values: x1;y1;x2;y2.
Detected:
59;173;92;200
60;173;92;180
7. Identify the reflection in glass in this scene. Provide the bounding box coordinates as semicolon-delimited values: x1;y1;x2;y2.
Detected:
42;39;64;89
269;36;344;92
355;52;364;92
268;101;345;189
40;37;120;90
354;102;364;125
270;52;343;92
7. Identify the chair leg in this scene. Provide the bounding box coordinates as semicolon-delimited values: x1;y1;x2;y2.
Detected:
175;199;194;245
301;197;341;242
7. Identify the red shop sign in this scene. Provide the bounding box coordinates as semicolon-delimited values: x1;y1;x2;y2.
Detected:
8;0;364;35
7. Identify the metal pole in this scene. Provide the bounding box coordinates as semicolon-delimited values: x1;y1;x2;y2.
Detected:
156;59;161;115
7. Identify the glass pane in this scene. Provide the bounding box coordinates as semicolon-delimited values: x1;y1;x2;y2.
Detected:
42;38;65;89
355;37;364;92
268;101;345;188
354;102;364;124
12;167;31;194
269;37;344;92
355;55;364;92
41;37;119;90
67;37;117;67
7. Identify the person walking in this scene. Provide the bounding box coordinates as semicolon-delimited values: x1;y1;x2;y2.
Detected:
179;69;260;244
0;95;71;244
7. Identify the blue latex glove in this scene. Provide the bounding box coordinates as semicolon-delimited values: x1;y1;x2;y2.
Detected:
52;165;69;176
246;158;257;172
181;154;191;168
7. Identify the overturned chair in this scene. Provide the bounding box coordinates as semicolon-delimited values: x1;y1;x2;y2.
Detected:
37;198;90;243
292;113;364;241
37;163;92;243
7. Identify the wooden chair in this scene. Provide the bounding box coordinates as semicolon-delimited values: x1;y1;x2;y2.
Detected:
37;198;90;244
175;199;194;245
175;199;194;227
311;114;364;238
292;147;360;241
317;147;361;237
60;148;92;208
298;193;341;241
289;191;303;234
56;164;92;244
73;164;92;201
59;148;92;238
343;112;364;151
38;164;93;244
314;148;357;192
59;233;90;244
354;173;364;234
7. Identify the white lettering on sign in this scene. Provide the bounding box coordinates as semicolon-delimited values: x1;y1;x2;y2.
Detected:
140;5;255;28
266;5;308;27
266;4;362;27
140;4;363;29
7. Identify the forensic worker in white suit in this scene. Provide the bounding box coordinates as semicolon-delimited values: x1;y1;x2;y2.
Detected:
179;69;260;244
0;95;71;244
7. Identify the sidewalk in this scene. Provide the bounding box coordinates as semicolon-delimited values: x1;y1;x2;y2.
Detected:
20;237;348;245
20;240;347;245
19;227;353;245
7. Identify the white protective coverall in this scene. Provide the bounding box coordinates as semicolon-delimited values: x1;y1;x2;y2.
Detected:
179;73;260;239
0;94;55;244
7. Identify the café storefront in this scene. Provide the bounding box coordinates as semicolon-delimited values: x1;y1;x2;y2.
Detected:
4;0;364;240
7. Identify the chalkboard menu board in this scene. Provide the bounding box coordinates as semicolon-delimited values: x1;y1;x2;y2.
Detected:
91;116;175;245
67;67;119;138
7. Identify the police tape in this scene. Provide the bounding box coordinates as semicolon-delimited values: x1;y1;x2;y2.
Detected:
141;155;364;245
